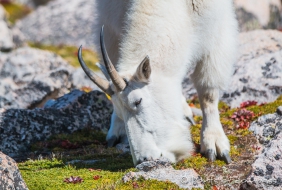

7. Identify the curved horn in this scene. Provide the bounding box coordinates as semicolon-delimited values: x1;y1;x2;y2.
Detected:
100;25;126;91
78;45;113;95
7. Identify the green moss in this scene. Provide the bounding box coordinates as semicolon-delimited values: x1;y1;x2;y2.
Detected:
227;135;238;145
28;43;99;71
247;96;282;119
191;124;201;144
174;154;208;171
20;96;282;189
1;2;31;24
229;146;240;157
19;158;182;190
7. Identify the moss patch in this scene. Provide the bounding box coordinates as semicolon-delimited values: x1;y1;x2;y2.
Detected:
0;2;31;24
29;43;100;71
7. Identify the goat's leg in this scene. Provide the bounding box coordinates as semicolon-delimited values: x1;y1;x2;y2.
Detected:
182;95;196;125
106;111;128;147
196;87;231;163
191;53;235;163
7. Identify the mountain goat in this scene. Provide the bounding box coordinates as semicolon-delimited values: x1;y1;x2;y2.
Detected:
78;0;238;166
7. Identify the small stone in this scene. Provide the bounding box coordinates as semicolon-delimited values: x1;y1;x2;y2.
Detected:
264;175;271;180
254;168;264;176
274;154;281;160
274;178;282;187
276;122;282;130
277;106;282;115
266;164;274;171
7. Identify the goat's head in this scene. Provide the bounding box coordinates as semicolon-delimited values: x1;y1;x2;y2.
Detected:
78;26;193;165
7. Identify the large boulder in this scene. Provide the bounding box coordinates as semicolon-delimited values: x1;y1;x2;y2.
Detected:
0;5;14;51
241;108;282;189
15;0;97;49
0;90;112;159
183;30;282;108
0;46;102;110
235;0;282;32
0;47;74;109
222;30;282;108
0;152;28;190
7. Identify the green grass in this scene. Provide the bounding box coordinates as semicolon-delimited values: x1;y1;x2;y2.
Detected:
0;2;31;24
19;159;181;190
29;43;100;71
19;96;282;189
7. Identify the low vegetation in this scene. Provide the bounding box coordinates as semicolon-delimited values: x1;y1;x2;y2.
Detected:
0;1;31;24
29;43;100;71
18;96;282;189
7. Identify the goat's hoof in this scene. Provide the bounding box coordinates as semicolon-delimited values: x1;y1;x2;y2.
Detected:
220;151;232;164
186;115;196;125
106;136;118;147
206;149;216;162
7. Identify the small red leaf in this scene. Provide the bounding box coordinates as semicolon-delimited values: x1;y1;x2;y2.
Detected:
93;175;102;180
64;176;83;184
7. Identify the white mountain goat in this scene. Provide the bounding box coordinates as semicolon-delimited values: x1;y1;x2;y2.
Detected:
78;0;238;165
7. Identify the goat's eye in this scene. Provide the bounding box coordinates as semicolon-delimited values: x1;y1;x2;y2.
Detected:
134;98;142;107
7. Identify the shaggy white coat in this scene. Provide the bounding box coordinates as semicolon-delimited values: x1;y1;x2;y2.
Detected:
93;0;238;165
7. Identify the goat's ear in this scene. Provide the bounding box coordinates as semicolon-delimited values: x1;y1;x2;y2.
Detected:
135;56;151;82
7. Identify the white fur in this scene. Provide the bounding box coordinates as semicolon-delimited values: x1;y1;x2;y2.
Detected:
93;0;238;165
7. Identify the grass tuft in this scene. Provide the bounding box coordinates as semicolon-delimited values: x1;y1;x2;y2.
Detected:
29;43;100;71
0;2;31;24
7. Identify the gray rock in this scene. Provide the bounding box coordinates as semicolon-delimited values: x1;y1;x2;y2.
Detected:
11;26;27;48
15;0;97;49
234;0;282;32
70;68;101;91
122;159;204;189
224;30;282;108
0;152;28;190
0;5;14;52
183;30;282;108
0;90;112;158
0;47;74;109
0;5;6;20
243;111;282;190
277;106;282;115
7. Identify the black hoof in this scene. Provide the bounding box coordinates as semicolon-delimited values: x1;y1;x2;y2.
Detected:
186;116;196;125
221;151;232;164
107;136;118;147
206;149;216;162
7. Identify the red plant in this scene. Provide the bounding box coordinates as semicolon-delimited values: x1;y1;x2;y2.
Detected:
93;175;102;180
251;145;261;151
240;100;257;108
63;176;83;184
132;182;139;189
231;108;254;129
60;140;79;149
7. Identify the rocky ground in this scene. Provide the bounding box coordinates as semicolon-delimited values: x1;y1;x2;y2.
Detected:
0;0;282;189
